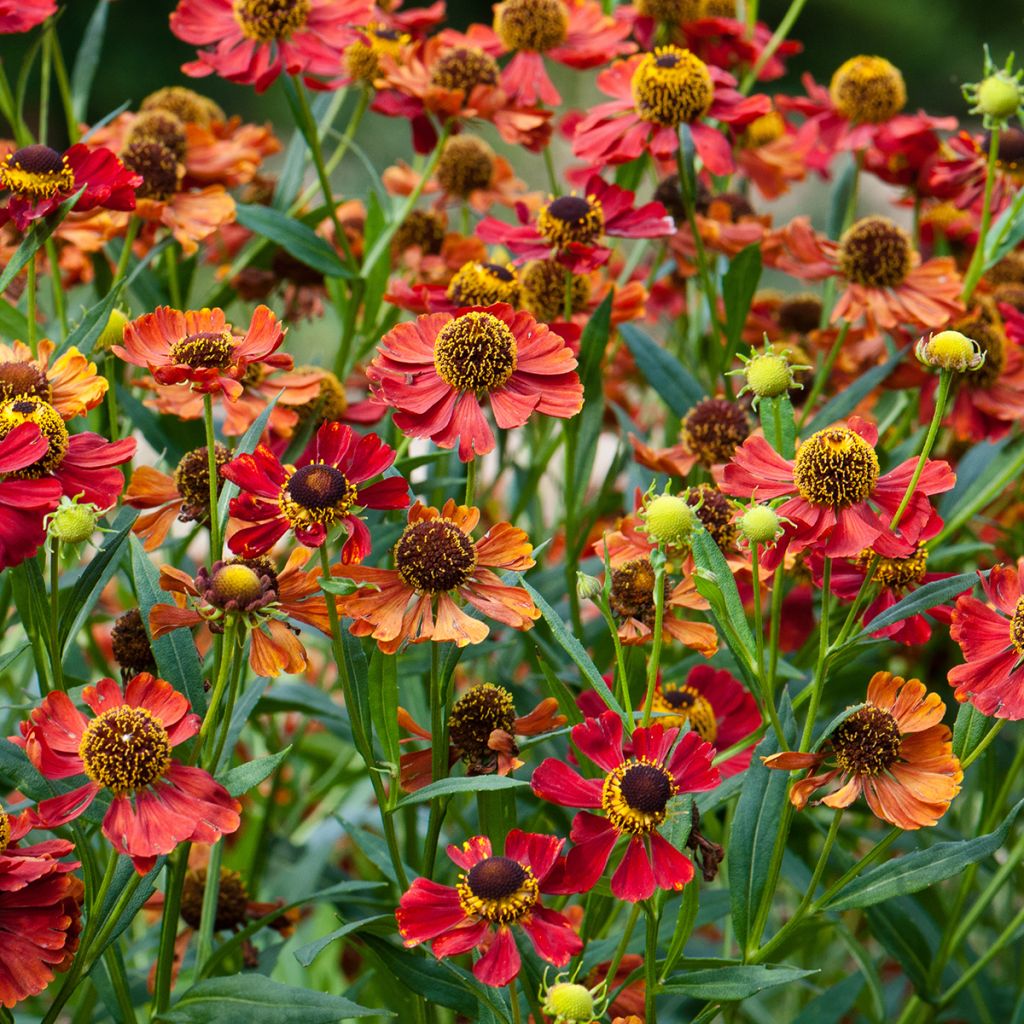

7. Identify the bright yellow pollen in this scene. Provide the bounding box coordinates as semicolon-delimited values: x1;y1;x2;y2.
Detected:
494;0;569;53
919;330;981;372
1011;598;1024;657
79;706;173;794
537;194;605;249
793;427;879;508
829;55;906;124
832;705;901;775
232;0;311;42
854;545;928;589
743;110;786;148
652;684;718;742
0;145;74;200
394;518;478;594
211;564;265;606
278;462;358;532
631;47;714;127
601;758;676;834
446;262;520;308
0;397;69;474
456;854;539;924
837;216;912;288
169;330;235;370
0;806;9;854
433;312;518;393
345;24;409;83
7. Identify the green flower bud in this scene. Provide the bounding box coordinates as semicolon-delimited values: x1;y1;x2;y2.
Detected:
644;494;697;545
576;571;603;602
975;73;1023;120
48;496;103;544
94;308;130;355
915;330;985;373
739;504;782;544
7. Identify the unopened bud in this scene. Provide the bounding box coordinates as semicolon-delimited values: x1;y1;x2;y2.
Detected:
643;493;697;546
94;308;130;355
738;504;782;545
915;330;985;373
576;572;603;602
48;496;103;544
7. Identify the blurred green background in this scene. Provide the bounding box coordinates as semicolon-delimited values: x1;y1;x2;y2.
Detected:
3;0;1021;138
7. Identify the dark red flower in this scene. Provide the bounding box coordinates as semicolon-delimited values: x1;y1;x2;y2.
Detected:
531;710;719;902
0;143;139;231
222;420;408;561
0;422;61;569
396;830;582;987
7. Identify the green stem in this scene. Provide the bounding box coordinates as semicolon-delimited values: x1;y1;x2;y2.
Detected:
194;837;223;976
44;238;67;339
39;18;52;144
48;21;77;143
153;848;189;1012
197;620;236;756
960;718;1006;770
112;216;140;283
739;0;810;91
465;458;477;507
960;125;1001;305
423;641;452;878
164;244;182;307
799;557;831;751
812;827;901;909
751;544;787;749
641;552;667;728
604;902;642;985
26;258;38;353
542;143;560;195
49;537;65;693
645;904;660;1023
203;393;221;560
939;902;1024;1007
104;355;120;443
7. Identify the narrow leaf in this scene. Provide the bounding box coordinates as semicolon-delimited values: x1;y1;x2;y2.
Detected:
659;961;817;1000
855;571;976;639
396;775;529;808
219;748;291;798
619;322;706;418
235;203;352;279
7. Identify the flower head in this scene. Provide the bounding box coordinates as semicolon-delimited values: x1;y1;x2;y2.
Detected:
396;830;582;986
532;710;720;901
764;672;962;829
17;674;241;873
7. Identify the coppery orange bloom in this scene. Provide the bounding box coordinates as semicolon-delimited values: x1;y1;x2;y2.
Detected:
763;671;962;829
335;499;540;654
0;338;106;421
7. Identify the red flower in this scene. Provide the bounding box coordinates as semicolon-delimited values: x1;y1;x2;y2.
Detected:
0;0;55;34
531;710;719;902
477;174;674;272
572;48;770;175
369;303;583;461
949;563;1024;720
928;130;1024;216
222;420;409;561
862;111;957;190
721;416;954;565
445;0;635;107
396;830;582;987
170;0;372;93
0;422;61;569
114;305;289;399
0;143;139;231
649;665;761;776
17;674;241;874
0;808;83;1009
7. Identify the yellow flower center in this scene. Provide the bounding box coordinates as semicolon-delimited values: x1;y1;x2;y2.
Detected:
430;47;500;92
1011;597;1024;658
79;706;173;794
537;194;605;249
829;55;906;124
436;136;495;198
602;758;677;834
457;854;540;923
494;0;569;53
831;705;901;775
394;518;478;594
141;86;225;128
681;398;750;467
855;545;928;589
169;330;235;370
210;563;266;607
448;684;517;762
446;262;521;308
0;145;74;200
433;312;518;393
838;216;912;288
742;109;786;148
793;427;879;508
631;47;714;127
232;0;311;42
0;805;9;854
345;24;408;83
520;258;590;322
636;0;702;20
653;684;718;742
278;462;358;532
0;361;52;404
0;397;69;474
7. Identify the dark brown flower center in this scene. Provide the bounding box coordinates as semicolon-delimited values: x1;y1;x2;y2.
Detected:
232;0;311;42
996;128;1024;178
141;86;225;127
494;0;568;52
287;463;354;511
794;427;879;508
111;609;158;680
632;46;714;127
636;0;702;20
0;397;69;474
433;312;518;392
467;856;527;899
437;136;495;198
431;47;500;92
619;762;673;813
778;294;823;334
959;314;1007;389
393;209;446;256
838;216;912;288
394;518;478;594
681;398;750;467
0;361;52;403
127;111;187;162
448;684;517;762
174;444;231;523
79;706;173;793
457;855;539;923
832;705;902;775
687;484;737;551
609;558;658;623
169;330;235;370
537;195;605;248
602;757;676;833
181;868;250;930
121;140;183;202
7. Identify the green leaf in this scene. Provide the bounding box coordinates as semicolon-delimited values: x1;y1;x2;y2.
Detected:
154;975;385;1023
803;345;907;436
571;292;613;498
855;571;976;640
824;798;1024;911
863;898;933;991
758;394;796;460
70;0;110;123
0;737;51;802
396;775;529;808
522;579;625;718
219;748;291;798
234;203;353;280
130;535;207;713
728;693;795;953
92;857;161;959
0;295;28;338
59;508;136;655
368;649;400;776
826;158;858;240
721;244;762;364
659;960;817;1000
61;285;126;359
319;576;380;595
952;701;989;762
360;190;390;331
791;972;865;1024
292;914;392;968
619;321;706;418
984;184;1024;269
0;643;30;676
938;437;1009;518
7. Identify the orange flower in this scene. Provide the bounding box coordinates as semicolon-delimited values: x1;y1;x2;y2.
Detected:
335;499;540;654
775;214;964;332
763;671;963;829
0;338;106;421
150;550;336;678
